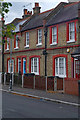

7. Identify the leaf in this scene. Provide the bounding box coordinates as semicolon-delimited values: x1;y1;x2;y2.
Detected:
4;9;9;13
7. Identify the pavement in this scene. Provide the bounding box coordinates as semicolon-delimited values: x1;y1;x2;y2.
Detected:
1;84;80;106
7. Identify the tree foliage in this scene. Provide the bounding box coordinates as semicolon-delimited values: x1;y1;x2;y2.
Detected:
0;2;12;18
0;2;16;43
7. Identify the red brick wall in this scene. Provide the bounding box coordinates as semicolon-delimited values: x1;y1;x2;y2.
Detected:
64;78;79;96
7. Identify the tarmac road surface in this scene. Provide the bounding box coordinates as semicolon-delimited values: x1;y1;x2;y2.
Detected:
2;91;79;118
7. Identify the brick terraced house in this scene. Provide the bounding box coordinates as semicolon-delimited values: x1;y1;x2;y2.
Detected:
4;2;80;80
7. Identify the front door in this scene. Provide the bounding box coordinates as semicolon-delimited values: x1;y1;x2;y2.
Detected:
75;59;80;78
23;58;26;74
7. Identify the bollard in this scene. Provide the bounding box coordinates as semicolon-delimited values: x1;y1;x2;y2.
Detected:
4;73;6;85
12;73;14;86
0;73;1;84
46;76;47;91
1;73;2;84
63;78;65;92
33;75;35;89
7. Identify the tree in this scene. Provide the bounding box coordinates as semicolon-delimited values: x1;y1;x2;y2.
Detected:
0;2;16;81
0;2;16;39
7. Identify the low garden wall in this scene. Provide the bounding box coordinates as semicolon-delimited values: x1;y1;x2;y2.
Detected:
64;78;79;96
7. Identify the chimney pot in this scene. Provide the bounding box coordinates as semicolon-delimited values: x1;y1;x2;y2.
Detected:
33;2;41;14
24;9;27;15
35;3;39;7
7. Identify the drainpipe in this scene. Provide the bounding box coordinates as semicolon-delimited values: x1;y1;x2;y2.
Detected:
43;26;48;76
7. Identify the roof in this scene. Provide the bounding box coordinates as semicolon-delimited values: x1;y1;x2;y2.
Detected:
14;19;28;33
6;18;22;26
21;9;53;31
46;2;79;26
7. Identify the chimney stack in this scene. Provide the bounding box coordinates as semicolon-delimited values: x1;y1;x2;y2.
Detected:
22;9;32;19
33;2;41;14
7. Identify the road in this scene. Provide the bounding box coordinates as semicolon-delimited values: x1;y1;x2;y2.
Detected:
2;91;79;118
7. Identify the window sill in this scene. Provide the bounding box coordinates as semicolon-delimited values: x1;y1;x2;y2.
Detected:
55;75;66;78
36;43;42;47
24;45;29;48
31;72;39;75
67;40;75;43
14;47;19;50
5;49;9;51
50;43;57;46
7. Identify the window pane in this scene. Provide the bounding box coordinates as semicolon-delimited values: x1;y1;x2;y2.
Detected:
18;58;21;73
59;58;64;75
31;59;33;72
38;29;42;44
16;35;18;47
7;38;9;49
69;22;75;40
55;58;58;75
34;58;37;72
31;57;39;75
55;57;66;77
8;60;14;73
52;27;57;43
26;32;29;46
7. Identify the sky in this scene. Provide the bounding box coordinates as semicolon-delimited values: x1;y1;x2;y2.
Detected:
3;0;69;24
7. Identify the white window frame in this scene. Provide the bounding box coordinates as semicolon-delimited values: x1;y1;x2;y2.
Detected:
37;29;42;46
18;58;21;74
25;32;29;47
31;57;39;75
67;22;75;43
15;35;19;49
8;59;14;73
55;57;66;78
5;38;9;51
7;38;9;50
51;26;57;45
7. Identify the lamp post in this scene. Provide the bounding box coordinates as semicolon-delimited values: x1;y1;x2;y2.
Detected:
1;18;5;83
9;33;12;91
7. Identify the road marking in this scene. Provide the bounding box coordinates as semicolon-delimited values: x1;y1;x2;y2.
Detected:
0;89;80;107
